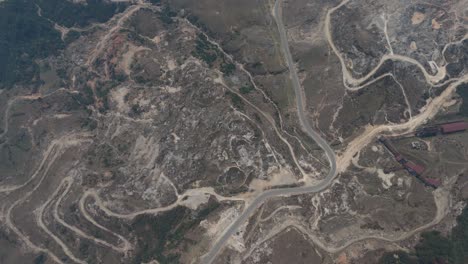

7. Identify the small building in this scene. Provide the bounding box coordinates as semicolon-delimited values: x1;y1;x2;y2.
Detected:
415;126;440;137
440;121;468;134
411;141;422;149
395;154;406;163
404;161;425;176
379;137;399;155
422;177;442;188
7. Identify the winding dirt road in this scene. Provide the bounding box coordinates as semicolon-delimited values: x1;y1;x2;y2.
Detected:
1;1;466;263
201;0;468;263
200;1;339;262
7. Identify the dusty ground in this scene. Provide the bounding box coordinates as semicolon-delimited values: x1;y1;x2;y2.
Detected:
0;0;327;263
0;0;467;263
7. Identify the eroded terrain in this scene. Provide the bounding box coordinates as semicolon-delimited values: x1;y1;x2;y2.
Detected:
0;0;467;263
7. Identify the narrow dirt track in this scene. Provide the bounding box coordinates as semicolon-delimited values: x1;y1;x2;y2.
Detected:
201;0;468;262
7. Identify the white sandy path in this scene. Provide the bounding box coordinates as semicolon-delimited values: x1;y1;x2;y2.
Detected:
337;76;468;172
80;186;247;221
36;176;86;264
54;177;133;254
4;135;91;264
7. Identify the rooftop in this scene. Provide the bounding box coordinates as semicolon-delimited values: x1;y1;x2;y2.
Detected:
405;161;425;175
441;122;468;134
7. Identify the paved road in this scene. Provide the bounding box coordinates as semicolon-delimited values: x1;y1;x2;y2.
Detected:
201;1;337;263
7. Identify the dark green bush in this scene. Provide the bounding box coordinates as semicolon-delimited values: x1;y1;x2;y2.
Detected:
457;83;468;117
239;85;254;94
380;206;468;264
0;0;63;88
35;0;128;28
192;34;218;66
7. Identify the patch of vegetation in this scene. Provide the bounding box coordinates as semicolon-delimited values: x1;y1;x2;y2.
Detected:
10;129;32;151
379;251;417;264
95;80;119;112
457;83;468;117
35;0;128;28
251;61;263;70
0;0;64;88
90;144;122;168
226;91;244;109
79;241;91;259
80;117;97;131
159;6;177;24
239;85;254;94
72;85;95;106
253;113;263;124
450;205;468;263
186;14;207;31
380;205;468;264
115;73;127;82
197;202;220;219
415;231;452;263
64;30;81;45
34;254;47;264
192;34;219;66
221;62;236;75
132;201;220;264
56;68;68;79
131;104;144;115
190;30;236;75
